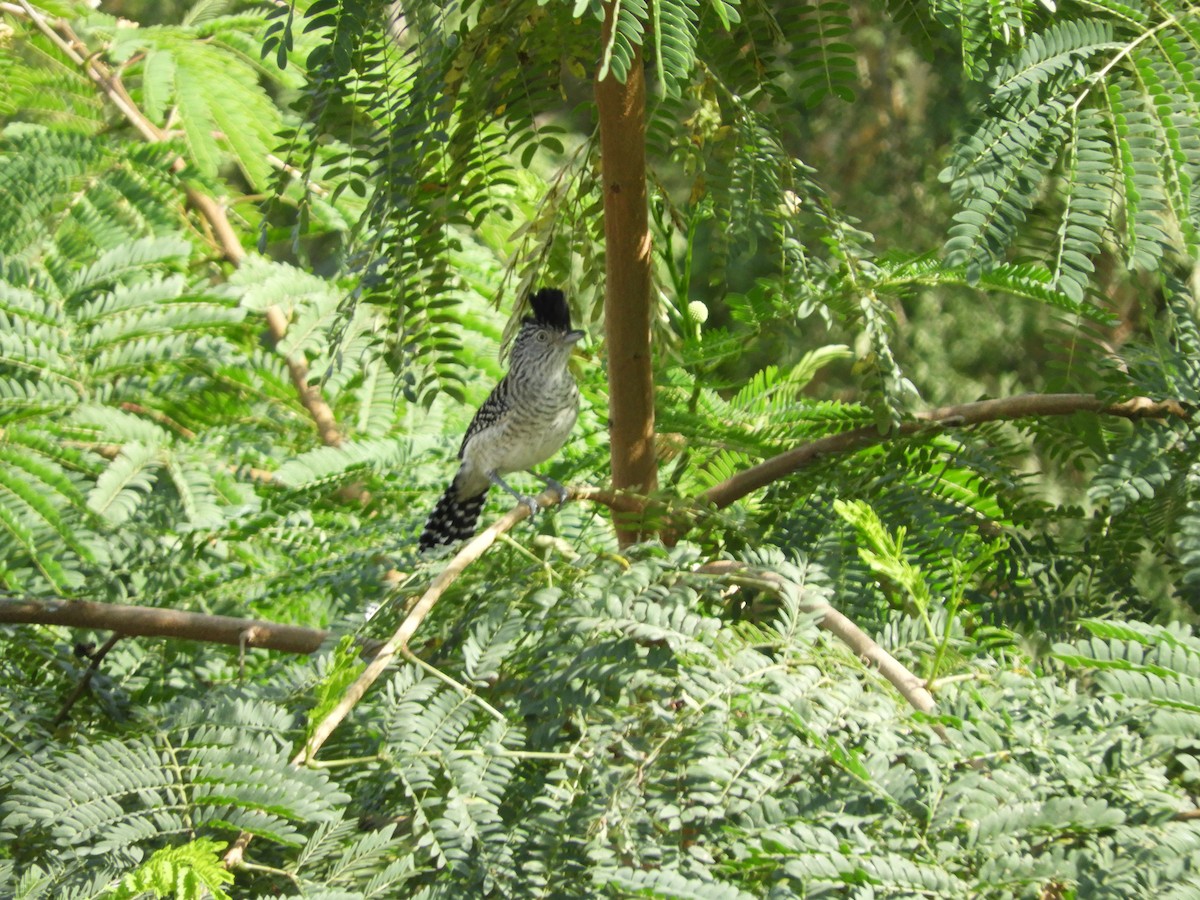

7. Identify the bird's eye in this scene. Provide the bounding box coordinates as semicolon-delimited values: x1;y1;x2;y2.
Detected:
535;331;549;343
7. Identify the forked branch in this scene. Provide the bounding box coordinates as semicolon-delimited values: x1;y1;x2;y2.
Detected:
580;394;1191;538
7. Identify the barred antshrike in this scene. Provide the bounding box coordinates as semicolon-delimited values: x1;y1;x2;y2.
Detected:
419;288;584;550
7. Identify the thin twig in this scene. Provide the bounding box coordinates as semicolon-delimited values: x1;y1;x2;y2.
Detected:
263;305;342;447
294;490;557;761
695;561;939;718
401;646;505;721
15;0;246;262
5;1;348;444
52;633;122;726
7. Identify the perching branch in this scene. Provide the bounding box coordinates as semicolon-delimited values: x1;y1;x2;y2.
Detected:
222;486;566;869
221;484;947;865
7;483;941;857
8;384;1187;855
0;489;575;676
292;501;551;762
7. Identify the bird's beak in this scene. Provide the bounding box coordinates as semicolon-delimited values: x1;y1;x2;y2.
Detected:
565;329;585;344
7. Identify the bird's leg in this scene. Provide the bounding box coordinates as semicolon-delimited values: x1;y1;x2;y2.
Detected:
529;472;570;505
487;471;541;517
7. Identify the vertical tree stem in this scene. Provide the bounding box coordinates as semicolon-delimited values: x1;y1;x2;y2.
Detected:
595;8;658;544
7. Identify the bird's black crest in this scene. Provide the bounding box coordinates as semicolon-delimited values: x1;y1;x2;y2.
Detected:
527;288;572;331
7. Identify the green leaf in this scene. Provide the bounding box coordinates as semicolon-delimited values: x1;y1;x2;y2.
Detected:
108;838;234;900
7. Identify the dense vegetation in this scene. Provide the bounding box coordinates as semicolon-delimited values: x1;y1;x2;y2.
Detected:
1;0;1199;896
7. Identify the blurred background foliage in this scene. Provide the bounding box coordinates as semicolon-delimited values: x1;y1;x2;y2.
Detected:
2;0;1200;895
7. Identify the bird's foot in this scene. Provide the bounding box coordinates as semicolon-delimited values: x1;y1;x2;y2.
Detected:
544;476;569;505
518;494;541;518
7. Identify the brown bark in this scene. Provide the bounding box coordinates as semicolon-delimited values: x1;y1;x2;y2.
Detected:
595;5;658;545
696;561;938;717
0;596;332;655
575;394;1191;540
702;393;1192;510
264;305;343;448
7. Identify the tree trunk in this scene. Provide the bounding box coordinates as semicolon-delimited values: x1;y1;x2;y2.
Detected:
595;8;658;545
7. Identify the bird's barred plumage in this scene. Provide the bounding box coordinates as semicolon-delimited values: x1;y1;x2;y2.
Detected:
458;378;513;455
419;288;583;550
420;482;487;548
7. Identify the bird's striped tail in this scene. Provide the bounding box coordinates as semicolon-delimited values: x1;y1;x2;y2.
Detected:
419;482;488;550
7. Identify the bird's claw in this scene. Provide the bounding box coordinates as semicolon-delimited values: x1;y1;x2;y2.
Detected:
543;477;569;505
519;495;541;518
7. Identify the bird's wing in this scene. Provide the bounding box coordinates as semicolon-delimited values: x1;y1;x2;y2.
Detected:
457;376;511;460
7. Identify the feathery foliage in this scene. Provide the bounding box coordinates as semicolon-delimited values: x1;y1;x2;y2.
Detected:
3;0;1200;896
4;549;1200;896
942;4;1200;295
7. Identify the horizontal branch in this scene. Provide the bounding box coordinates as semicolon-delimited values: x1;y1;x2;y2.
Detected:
702;393;1191;510
570;485;653;516
2;492;938;722
1;489;573;664
11;392;1186;664
0;595;332;656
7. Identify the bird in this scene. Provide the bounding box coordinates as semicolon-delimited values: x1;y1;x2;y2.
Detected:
419;288;584;550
